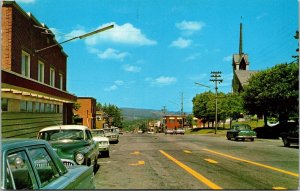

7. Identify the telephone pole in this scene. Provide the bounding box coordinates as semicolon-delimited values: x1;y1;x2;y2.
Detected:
210;71;223;134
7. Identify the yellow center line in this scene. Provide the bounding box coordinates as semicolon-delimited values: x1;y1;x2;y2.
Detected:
129;160;145;166
130;151;140;155
184;150;192;154
204;159;218;164
203;149;299;177
159;150;222;190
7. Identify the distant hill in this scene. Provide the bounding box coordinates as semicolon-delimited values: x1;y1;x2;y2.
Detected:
121;108;163;121
120;107;185;121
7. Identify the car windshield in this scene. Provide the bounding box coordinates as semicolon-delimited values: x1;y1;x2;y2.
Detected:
39;130;84;141
233;125;251;131
91;130;105;137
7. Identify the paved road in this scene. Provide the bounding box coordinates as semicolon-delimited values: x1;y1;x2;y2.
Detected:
94;133;299;190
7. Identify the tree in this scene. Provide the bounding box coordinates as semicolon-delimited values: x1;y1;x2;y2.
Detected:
192;91;215;127
243;63;299;126
102;104;123;128
96;102;102;111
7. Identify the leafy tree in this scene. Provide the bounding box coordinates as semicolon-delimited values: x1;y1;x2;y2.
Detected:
102;103;123;128
73;102;81;111
243;63;299;126
96;102;102;111
192;91;215;127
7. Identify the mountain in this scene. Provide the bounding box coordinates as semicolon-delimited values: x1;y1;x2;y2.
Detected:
121;108;163;121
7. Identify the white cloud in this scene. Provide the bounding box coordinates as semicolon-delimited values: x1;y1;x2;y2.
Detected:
90;48;128;61
104;85;118;92
223;55;232;62
176;20;205;36
123;64;141;73
146;76;177;87
184;53;201;62
256;13;268;20
104;80;124;91
85;22;157;46
170;37;192;49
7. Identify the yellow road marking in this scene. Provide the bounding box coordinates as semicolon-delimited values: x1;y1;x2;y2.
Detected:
272;187;287;190
204;159;218;164
160;150;222;190
129;160;145;166
203;149;299;177
184;150;192;154
130;151;140;155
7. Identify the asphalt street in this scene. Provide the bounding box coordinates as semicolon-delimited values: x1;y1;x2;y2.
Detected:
94;133;299;190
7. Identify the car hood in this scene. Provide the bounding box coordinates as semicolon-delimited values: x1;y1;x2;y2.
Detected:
93;136;109;142
49;140;89;156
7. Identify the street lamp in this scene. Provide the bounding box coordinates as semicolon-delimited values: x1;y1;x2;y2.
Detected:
35;24;114;53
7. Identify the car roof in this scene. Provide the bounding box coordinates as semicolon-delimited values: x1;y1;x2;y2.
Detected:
39;125;90;132
2;138;49;151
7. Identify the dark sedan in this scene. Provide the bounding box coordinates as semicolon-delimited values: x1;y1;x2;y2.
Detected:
1;139;95;190
280;125;299;147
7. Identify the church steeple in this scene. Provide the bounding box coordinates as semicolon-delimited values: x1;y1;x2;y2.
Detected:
239;17;243;55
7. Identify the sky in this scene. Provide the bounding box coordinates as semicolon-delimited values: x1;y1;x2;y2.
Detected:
16;0;298;113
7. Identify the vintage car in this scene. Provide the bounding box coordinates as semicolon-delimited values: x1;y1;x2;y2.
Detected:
175;128;185;135
1;139;95;190
165;129;175;135
91;129;110;157
104;127;119;144
37;125;99;173
226;124;256;141
280;124;299;147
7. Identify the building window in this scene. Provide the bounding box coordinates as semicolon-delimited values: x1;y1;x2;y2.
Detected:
50;68;55;87
20;101;27;112
27;101;33;112
38;61;45;83
21;51;30;77
1;98;8;111
59;73;63;90
35;102;40;112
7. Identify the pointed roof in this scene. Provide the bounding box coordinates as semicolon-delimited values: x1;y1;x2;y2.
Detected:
234;70;259;86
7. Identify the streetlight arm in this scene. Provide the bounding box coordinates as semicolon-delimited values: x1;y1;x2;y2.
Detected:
35;24;114;53
194;82;210;89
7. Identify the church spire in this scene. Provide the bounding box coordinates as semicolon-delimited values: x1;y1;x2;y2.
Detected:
239;16;243;55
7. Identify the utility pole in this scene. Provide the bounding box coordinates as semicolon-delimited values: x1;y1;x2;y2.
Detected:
181;92;184;128
210;71;223;134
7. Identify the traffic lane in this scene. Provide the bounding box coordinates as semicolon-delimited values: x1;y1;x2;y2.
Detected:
164;134;299;175
94;133;214;189
161;148;298;190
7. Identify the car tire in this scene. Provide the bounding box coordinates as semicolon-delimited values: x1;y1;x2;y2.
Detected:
282;137;290;147
250;138;254;142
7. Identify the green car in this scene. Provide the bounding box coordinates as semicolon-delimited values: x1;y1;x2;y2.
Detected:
37;125;99;173
1;139;95;190
226;124;257;141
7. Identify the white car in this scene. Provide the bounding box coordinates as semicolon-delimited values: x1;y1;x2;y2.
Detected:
91;129;110;157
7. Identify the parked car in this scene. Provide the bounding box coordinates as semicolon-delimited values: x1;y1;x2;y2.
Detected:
226;124;256;141
1;138;95;190
91;129;110;157
175;128;185;135
280;124;299;147
104;127;119;143
37;125;99;173
165;129;175;135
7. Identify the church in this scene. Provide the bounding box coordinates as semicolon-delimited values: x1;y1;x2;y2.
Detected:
232;20;259;93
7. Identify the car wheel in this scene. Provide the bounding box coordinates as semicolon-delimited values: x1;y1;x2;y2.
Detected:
282;137;290;147
250;138;254;142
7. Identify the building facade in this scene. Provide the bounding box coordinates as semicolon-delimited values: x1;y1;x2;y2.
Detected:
1;1;77;138
73;97;96;129
163;115;185;130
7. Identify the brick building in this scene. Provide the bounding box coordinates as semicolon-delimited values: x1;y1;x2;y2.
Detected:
1;1;77;138
163;115;185;130
73;97;97;129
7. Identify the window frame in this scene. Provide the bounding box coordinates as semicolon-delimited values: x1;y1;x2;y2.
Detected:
59;73;63;90
38;61;45;83
50;67;55;87
21;50;30;77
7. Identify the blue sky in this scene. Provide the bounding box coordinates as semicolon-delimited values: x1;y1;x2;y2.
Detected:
17;0;298;113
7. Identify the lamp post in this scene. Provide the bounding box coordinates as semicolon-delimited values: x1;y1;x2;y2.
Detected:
35;24;114;53
210;71;223;134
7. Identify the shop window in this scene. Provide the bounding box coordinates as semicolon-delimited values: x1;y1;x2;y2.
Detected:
59;73;63;90
2;98;8;111
20;101;27;112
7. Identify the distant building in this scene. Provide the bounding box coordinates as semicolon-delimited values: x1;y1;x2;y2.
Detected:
73;97;96;129
1;1;76;138
192;117;203;128
232;20;259;93
95;110;107;129
163;115;185;130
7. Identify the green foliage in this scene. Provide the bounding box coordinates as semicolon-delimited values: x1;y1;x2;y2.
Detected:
73;102;81;111
192;91;244;125
101;103;123;128
243;63;299;122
